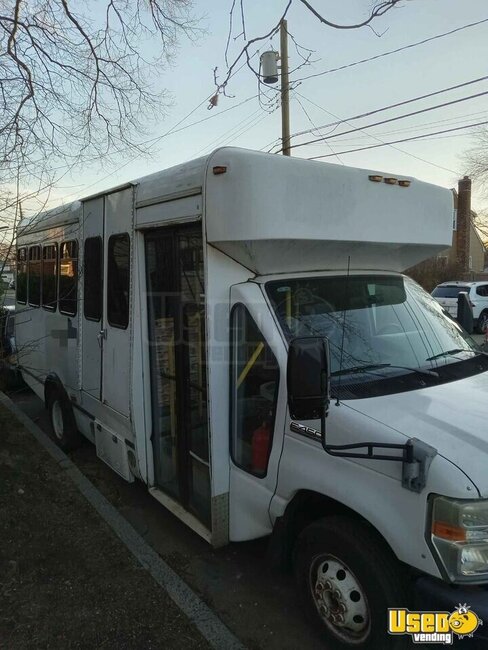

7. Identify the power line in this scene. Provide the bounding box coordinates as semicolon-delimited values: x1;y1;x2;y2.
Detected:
295;92;461;175
289;75;488;143
289;88;488;153
293;18;488;84
192;105;269;157
307;120;488;161
294;95;344;165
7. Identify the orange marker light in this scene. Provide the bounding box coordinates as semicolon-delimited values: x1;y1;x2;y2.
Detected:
432;521;466;542
213;166;227;175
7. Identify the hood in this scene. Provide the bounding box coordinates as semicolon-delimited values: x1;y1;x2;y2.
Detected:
347;370;488;496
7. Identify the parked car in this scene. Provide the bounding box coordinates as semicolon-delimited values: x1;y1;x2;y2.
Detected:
431;280;488;333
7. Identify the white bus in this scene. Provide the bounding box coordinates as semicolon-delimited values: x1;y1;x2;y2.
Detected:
15;148;488;649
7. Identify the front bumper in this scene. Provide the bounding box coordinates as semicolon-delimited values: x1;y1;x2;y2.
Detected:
415;576;488;643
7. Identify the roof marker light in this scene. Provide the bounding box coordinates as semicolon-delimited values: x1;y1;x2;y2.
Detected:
398;179;412;187
384;177;398;185
368;174;383;182
213;166;227;175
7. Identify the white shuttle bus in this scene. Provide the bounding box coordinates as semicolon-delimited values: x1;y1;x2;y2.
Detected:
15;148;488;648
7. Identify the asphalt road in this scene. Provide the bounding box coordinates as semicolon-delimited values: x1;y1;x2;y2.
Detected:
6;386;325;650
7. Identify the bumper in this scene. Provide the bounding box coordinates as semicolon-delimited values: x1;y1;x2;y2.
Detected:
415;576;488;642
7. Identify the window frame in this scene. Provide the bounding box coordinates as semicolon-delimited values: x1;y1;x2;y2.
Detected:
83;236;103;322
58;239;78;316
229;302;280;479
41;243;58;312
28;245;42;308
16;247;27;304
107;232;130;330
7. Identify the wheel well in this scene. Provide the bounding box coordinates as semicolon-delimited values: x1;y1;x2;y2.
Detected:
270;490;394;571
44;374;64;409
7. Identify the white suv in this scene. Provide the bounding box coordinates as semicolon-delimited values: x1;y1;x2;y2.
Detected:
431;280;488;333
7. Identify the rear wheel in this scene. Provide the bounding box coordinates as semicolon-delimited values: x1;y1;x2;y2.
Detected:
294;516;410;649
477;311;488;334
48;387;81;451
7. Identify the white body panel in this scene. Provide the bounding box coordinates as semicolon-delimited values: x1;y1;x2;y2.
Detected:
205;150;453;274
270;410;475;578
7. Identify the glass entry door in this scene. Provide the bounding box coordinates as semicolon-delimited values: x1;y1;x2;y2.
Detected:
145;224;210;527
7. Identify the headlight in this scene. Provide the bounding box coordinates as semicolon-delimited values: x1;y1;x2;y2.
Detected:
430;496;488;582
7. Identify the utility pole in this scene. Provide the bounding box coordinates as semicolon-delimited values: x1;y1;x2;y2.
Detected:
280;19;291;156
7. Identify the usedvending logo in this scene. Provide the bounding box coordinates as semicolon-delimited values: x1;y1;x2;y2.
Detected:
388;604;482;644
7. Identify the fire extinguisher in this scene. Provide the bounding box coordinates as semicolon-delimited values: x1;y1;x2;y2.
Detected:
252;421;271;473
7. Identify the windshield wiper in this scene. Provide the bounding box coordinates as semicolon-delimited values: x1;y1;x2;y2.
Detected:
332;363;439;378
426;348;488;362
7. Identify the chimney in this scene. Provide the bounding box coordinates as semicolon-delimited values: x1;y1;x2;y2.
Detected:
456;176;471;274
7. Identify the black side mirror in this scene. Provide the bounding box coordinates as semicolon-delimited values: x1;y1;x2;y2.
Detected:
457;291;473;334
287;337;330;420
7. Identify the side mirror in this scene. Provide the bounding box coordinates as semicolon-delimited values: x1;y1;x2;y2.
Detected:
457;291;473;334
287;337;330;420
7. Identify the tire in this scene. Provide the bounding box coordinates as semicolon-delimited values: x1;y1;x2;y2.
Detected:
48;387;81;452
477;311;488;335
294;516;410;649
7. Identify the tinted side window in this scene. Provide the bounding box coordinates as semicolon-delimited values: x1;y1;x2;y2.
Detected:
83;237;103;321
16;248;27;304
59;240;78;315
42;244;58;311
476;285;488;297
28;246;41;307
107;233;130;329
231;304;279;477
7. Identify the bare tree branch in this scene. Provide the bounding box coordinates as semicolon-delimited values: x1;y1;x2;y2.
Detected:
214;0;406;101
464;127;488;197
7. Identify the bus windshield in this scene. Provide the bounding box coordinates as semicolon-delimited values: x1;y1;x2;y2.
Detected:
266;274;483;395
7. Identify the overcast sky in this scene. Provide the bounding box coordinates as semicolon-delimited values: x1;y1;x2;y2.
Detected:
55;0;488;210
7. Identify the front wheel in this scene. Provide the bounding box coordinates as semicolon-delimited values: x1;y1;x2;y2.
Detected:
294;516;410;649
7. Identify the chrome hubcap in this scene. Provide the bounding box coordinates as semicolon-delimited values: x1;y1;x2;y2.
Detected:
51;400;64;440
311;555;370;644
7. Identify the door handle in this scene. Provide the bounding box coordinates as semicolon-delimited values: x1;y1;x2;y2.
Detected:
97;328;107;348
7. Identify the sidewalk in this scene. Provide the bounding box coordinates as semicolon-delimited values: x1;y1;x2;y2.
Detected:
0;402;210;650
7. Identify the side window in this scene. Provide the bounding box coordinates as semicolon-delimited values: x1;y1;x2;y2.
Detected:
83;237;103;321
59;240;78;316
107;233;130;329
231;304;279;477
16;248;27;304
28;245;41;307
476;285;488;298
42;244;58;311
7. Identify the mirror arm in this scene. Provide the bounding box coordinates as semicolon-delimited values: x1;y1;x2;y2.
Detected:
294;418;437;493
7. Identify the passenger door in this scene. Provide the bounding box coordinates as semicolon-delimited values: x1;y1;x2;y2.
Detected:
145;224;210;527
82;197;104;400
102;188;133;417
228;282;287;540
81;187;133;418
